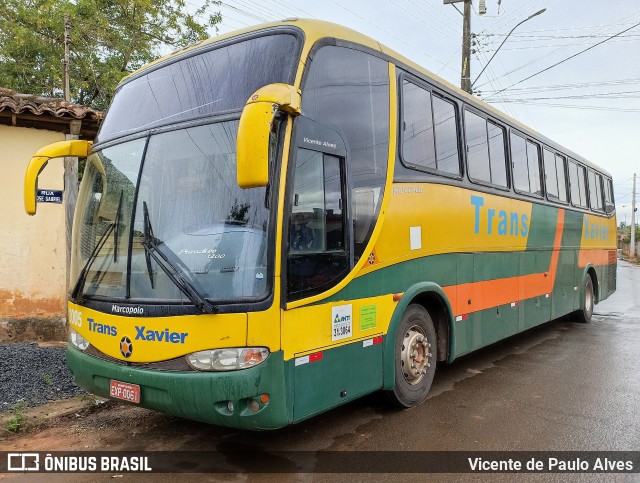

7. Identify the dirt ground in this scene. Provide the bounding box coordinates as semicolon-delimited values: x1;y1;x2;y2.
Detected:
0;397;196;452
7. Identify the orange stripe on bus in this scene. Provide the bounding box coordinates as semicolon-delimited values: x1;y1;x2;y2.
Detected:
443;209;565;317
578;249;616;268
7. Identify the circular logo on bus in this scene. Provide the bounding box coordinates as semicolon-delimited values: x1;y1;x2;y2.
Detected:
120;336;133;358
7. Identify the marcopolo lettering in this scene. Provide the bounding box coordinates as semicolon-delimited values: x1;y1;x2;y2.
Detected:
112;304;144;315
135;326;188;344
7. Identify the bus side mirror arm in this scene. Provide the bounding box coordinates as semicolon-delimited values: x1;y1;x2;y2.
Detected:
24;140;92;215
236;83;301;188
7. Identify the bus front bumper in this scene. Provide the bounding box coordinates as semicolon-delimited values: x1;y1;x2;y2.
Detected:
66;346;290;430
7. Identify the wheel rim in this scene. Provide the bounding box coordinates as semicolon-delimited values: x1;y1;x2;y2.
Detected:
585;282;594;317
400;325;432;385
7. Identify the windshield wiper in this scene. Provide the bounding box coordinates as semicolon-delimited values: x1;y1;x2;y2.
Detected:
71;190;123;301
141;202;217;314
113;190;124;263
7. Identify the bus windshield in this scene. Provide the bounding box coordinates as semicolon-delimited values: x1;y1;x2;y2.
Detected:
72;120;270;305
70;32;301;307
96;32;300;143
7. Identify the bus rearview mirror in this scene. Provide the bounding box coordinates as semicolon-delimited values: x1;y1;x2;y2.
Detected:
236;83;301;188
24;140;92;215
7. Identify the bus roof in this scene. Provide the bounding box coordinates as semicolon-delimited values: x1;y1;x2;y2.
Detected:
123;18;610;178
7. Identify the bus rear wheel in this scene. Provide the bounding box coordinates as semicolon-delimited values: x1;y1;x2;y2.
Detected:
576;274;595;323
387;304;437;408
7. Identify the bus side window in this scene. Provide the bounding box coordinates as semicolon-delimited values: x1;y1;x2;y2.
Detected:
526;140;542;197
588;171;604;212
465;110;491;183
555;154;568;203
568;160;588;208
511;133;530;193
577;164;588;208
432;95;461;176
543;148;558;200
465;112;507;188
402;80;436;170
400;81;461;177
487;121;507;187
569;160;580;206
604;177;615;214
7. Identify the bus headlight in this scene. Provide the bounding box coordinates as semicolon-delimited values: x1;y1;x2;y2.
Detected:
185;347;269;371
69;328;90;351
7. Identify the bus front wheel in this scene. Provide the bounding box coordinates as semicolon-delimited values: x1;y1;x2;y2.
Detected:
387;304;437;408
576;274;595;323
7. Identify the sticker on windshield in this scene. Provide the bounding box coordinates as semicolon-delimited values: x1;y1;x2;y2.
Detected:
332;304;352;341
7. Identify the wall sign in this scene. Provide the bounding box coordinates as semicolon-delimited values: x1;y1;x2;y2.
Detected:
36;189;63;204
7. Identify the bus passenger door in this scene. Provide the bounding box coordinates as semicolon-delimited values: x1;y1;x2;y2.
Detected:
284;117;383;421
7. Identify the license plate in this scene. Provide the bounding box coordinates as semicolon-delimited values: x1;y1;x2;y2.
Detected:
109;380;141;403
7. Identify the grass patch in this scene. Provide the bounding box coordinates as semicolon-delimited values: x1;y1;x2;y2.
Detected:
5;401;28;433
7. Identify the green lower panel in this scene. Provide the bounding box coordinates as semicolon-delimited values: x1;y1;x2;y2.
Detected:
520;296;552;330
454;302;519;357
67;346;290;430
291;338;383;422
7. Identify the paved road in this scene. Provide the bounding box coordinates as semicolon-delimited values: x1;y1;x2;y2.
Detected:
2;261;639;481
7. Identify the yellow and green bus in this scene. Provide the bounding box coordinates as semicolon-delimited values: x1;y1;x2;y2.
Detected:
24;19;616;429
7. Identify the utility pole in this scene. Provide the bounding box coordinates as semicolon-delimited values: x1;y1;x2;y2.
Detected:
63;15;71;102
631;173;637;259
461;0;472;93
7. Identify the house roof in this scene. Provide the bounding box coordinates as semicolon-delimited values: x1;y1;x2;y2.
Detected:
0;87;102;139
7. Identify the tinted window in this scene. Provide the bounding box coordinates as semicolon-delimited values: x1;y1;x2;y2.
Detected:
98;34;299;143
569;160;588;207
544;149;558;199
465;110;490;183
556;154;568;203
432;96;460;175
577;164;588;207
303;46;389;261
604;178;614;204
487;121;507;187
569;161;582;206
604;177;614;213
288;150;348;300
511;133;529;193
588;171;604;211
527;140;542;196
402;80;436;170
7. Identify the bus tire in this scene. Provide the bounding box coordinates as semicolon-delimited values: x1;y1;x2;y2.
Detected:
576;274;595;323
386;304;437;408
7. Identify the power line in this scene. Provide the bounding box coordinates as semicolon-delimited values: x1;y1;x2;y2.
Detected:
475;10;640;90
388;0;458;42
487;100;640;113
324;0;453;72
495;90;640;101
480;78;640;94
484;20;640;101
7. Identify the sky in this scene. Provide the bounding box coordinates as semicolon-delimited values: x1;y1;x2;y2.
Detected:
186;0;639;225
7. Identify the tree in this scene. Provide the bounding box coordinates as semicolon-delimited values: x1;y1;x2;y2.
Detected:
0;0;221;111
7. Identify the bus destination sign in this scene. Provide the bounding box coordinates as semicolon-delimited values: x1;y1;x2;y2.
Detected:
36;189;63;204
